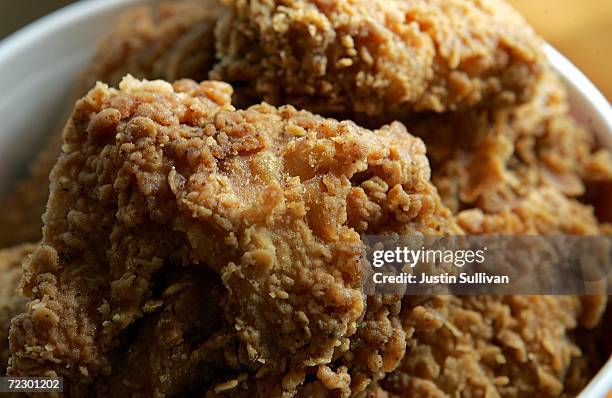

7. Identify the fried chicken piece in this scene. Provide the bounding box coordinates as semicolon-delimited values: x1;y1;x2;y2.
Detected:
378;295;607;398
402;64;610;395
213;0;544;116
0;243;36;375
9;76;456;397
397;65;612;238
367;163;610;398
0;0;222;249
379;178;610;397
407;67;612;217
455;186;601;235
366;68;612;395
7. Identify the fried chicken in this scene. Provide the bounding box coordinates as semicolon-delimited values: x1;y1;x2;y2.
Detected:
0;243;36;376
1;0;610;396
398;66;612;235
376;295;607;398
406;67;612;215
8;76;456;397
367;186;609;398
212;0;611;234
365;131;610;398
455;186;602;235
213;0;544;116
369;188;609;398
0;0;222;249
71;269;229;397
373;66;611;395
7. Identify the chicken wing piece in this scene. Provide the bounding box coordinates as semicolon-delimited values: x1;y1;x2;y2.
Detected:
0;243;36;376
0;0;223;249
213;0;544;116
9;76;456;397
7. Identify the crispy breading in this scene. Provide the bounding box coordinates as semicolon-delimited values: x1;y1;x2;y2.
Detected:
8;77;456;397
395;66;612;238
377;295;607;398
0;0;610;395
361;65;612;395
0;243;36;376
455;187;601;235
405;68;612;217
0;0;222;249
213;0;544;115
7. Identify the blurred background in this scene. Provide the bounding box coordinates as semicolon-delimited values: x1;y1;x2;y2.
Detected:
0;0;610;101
510;0;612;101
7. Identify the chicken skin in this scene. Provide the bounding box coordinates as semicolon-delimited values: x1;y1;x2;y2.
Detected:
396;65;612;234
8;76;456;397
1;0;610;396
406;68;612;215
373;295;607;398
213;0;544;116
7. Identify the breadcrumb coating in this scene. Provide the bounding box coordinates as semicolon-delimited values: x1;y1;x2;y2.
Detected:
361;67;612;395
364;68;611;397
0;0;222;249
400;67;612;236
213;0;544;115
8;76;455;397
0;243;36;376
456;187;602;235
75;269;229;397
407;68;612;215
0;0;609;395
377;295;607;398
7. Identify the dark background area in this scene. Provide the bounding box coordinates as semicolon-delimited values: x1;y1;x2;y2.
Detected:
0;0;76;39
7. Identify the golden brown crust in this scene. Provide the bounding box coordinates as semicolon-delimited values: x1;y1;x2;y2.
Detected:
0;0;610;395
8;77;454;397
402;67;612;235
0;243;36;376
0;0;222;249
213;0;544;116
369;66;610;397
378;295;606;398
407;68;611;214
92;270;229;397
455;187;601;235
